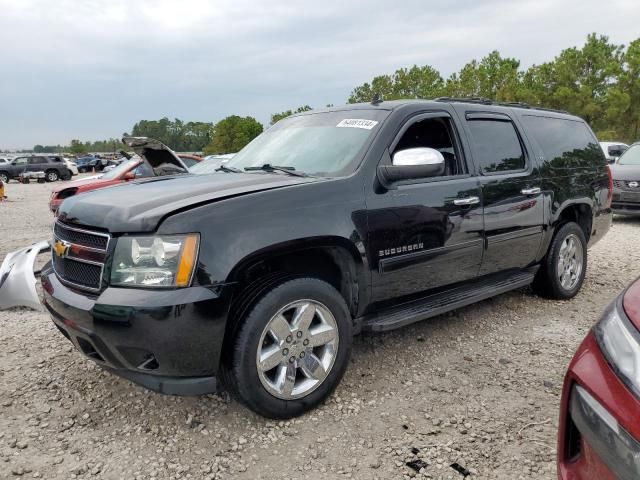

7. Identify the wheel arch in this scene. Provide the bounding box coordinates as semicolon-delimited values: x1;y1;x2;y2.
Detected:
554;202;593;243
226;236;367;318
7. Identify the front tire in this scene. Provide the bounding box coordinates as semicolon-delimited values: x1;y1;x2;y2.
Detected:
533;222;587;299
223;277;352;418
0;172;8;183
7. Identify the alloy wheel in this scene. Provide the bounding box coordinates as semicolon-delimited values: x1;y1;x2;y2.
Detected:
256;300;339;400
557;233;584;290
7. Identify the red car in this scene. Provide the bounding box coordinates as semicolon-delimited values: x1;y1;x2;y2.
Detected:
558;278;640;479
49;138;198;213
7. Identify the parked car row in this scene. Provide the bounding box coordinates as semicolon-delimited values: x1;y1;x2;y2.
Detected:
0;155;74;183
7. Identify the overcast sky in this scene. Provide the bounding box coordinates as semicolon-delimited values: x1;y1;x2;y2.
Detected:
1;0;639;149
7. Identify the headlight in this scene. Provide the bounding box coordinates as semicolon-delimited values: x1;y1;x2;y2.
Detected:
595;300;640;397
110;234;199;288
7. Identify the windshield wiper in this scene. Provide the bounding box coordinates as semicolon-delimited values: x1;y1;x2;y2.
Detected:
244;164;309;177
215;165;243;173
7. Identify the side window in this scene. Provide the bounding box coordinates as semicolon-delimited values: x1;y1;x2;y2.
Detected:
133;163;153;178
520;115;603;168
28;157;43;165
14;157;28;165
393;116;466;176
466;119;525;173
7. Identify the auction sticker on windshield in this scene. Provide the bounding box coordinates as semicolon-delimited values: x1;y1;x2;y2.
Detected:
336;119;379;130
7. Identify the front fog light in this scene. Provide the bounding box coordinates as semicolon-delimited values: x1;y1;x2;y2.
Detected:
595;301;640;397
111;234;199;288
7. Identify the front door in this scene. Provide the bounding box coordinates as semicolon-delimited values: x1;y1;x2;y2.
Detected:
367;111;484;303
12;157;28;175
454;107;544;275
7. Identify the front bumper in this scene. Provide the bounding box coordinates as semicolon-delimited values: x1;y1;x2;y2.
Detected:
612;188;640;215
41;266;235;395
0;240;50;310
558;332;640;480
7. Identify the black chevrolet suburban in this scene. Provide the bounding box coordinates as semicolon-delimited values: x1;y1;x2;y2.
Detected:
41;99;612;418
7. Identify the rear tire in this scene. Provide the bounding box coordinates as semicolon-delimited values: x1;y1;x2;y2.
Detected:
222;277;352;418
45;170;59;182
533;222;587;299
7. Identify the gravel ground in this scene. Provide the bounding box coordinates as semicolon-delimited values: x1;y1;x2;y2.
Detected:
1;179;639;480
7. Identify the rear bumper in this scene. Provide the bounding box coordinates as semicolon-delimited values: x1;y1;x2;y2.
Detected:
558;332;640;480
42;266;235;395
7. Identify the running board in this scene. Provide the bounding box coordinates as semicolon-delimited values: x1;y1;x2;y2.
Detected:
360;268;538;333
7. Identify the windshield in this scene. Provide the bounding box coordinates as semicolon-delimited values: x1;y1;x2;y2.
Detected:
619;145;640;165
225;110;387;177
101;159;139;179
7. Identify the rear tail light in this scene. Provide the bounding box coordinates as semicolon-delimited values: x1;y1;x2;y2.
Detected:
607;165;613;208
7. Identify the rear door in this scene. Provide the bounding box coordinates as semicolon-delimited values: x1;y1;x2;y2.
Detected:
26;156;48;172
453;106;544;275
367;109;484;303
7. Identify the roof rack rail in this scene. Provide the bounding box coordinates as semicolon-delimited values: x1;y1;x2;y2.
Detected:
435;96;494;105
434;97;569;114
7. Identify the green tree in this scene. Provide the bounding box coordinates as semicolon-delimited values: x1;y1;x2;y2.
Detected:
130;118;213;151
613;38;640;141
69;139;87;154
270;105;313;125
203;116;263;155
444;51;521;100
348;65;444;103
540;34;623;131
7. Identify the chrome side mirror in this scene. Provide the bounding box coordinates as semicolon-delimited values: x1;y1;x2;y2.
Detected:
378;147;446;185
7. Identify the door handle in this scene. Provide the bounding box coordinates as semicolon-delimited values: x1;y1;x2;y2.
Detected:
453;196;480;206
521;187;541;195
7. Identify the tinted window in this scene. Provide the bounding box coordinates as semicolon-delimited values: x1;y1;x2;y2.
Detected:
466;119;525;173
521;115;603;169
28;157;45;165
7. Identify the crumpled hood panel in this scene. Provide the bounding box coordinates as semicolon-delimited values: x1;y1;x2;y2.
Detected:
57;173;316;233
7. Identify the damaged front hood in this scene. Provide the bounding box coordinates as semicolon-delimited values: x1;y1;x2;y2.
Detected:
57;172;318;233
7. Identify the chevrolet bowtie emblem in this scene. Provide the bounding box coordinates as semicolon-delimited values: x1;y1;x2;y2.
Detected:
53;239;70;258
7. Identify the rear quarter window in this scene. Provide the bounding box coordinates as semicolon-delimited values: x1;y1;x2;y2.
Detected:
520;115;604;170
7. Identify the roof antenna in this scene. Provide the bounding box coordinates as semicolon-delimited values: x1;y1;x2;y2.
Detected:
371;93;382;105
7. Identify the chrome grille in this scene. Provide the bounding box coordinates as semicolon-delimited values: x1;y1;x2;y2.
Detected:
613;179;640;191
52;221;110;292
54;222;108;250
